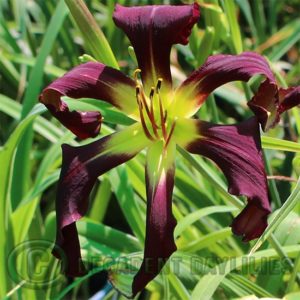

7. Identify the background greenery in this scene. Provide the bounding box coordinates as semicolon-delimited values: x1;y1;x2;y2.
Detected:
1;0;300;299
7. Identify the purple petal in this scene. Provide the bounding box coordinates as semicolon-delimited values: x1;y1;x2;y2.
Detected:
131;142;177;297
113;3;199;91
278;86;300;114
39;62;136;139
231;202;268;242
46;103;102;140
185;117;271;241
52;125;149;276
175;52;278;130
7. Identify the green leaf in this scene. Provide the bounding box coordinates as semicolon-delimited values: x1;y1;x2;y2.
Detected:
11;0;69;211
249;178;300;255
180;228;232;252
197;26;215;65
262;136;300;152
175;205;237;238
109;166;146;243
65;0;119;69
269;20;300;61
0;94;64;143
236;0;258;45
177;146;244;209
77;219;142;254
191;245;300;300
21;0;69;117
0;113;37;297
88;176;111;223
64;97;135;126
223;0;243;53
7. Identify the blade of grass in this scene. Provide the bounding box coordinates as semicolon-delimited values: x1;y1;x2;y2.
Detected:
88;176;112;223
191;245;300;300
11;0;68;210
21;0;68;117
286;251;300;293
175;205;237;238
263;151;281;208
77;219;142;253
196;26;215;65
177;146;243;209
65;0;118;69
252;0;266;43
0;113;38;297
0;95;65;143
269;20;300;61
236;0;258;45
249;178;300;255
262;136;300;152
223;0;243;54
109;166;145;243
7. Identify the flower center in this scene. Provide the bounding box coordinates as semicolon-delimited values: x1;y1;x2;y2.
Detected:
134;69;176;147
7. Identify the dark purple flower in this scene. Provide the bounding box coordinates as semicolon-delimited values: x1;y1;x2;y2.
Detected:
38;2;298;297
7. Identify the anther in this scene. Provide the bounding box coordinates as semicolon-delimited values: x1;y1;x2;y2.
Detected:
134;69;142;83
149;87;155;99
156;78;163;93
149;87;155;118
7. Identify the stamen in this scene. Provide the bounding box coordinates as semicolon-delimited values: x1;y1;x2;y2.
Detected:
159;94;167;140
156;78;163;93
150;87;155;99
136;85;155;141
140;90;152;120
156;78;167;140
164;111;168;123
139;89;159;138
135;79;154;127
165;120;177;148
150;87;155;118
134;69;142;84
136;85;141;97
148;87;159;132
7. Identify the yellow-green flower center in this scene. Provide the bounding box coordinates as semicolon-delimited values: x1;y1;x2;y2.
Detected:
134;69;176;147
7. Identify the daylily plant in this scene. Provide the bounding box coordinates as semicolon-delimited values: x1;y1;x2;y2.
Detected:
39;2;300;298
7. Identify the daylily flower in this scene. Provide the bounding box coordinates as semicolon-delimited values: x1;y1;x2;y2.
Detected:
39;2;300;298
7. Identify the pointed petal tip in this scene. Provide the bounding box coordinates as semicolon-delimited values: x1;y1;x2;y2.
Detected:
113;3;200;88
130;145;177;297
176;2;200;45
231;202;270;242
51;245;88;278
132;242;177;297
46;103;102;139
176;52;278;123
184;117;271;242
52;223;87;278
248;80;279;131
52;127;148;288
278;86;300;115
39;61;136;139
